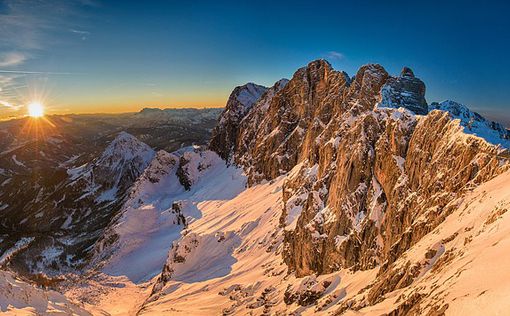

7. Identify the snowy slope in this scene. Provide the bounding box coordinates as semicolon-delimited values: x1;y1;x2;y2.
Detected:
0;270;92;315
430;100;510;149
95;148;246;283
132;169;510;315
143;175;289;315
3;151;510;316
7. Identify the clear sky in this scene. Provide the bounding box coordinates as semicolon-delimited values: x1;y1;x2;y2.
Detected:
0;0;509;125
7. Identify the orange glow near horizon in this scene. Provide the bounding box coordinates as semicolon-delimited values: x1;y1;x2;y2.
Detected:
18;113;57;143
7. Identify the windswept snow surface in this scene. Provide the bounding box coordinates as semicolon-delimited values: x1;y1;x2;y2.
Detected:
120;168;510;316
6;153;510;315
100;149;246;283
0;270;91;315
140;175;378;316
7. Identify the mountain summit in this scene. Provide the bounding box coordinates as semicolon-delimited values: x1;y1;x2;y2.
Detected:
209;82;268;160
200;59;510;314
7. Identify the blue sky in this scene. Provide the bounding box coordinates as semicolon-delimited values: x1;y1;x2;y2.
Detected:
0;0;509;125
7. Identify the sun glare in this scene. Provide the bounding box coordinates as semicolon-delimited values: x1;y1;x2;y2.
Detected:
28;102;44;118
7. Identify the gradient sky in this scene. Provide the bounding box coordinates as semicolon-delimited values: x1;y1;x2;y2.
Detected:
0;0;509;125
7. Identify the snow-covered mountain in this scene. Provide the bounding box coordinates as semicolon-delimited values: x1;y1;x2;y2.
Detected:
69;131;156;203
1;60;510;315
0;131;159;281
0;107;221;279
429;100;510;148
209;82;268;160
135;107;223;125
91;147;245;283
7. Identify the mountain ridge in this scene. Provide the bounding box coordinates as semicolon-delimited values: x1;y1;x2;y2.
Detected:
1;59;510;315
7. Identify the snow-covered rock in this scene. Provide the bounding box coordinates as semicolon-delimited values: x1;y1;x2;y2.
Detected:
209;82;268;160
93;148;246;283
429;100;510;148
70;131;156;202
0;270;91;315
377;66;428;115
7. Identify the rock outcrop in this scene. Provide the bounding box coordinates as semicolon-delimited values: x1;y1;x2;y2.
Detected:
209;83;267;161
378;66;428;115
210;58;510;297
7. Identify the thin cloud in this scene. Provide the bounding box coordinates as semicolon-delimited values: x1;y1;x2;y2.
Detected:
0;0;90;118
70;28;91;40
0;70;74;75
70;29;90;35
0;52;27;67
0;99;21;110
0;0;94;49
326;51;345;61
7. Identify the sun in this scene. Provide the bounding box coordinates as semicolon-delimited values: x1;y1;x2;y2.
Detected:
28;102;44;118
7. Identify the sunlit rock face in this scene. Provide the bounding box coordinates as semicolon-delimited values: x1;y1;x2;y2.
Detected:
211;59;510;280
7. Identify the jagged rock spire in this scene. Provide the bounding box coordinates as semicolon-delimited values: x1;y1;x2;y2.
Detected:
400;66;415;78
379;66;428;115
209;82;267;161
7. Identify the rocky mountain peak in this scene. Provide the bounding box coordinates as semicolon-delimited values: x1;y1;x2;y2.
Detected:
400;66;415;77
295;59;335;83
212;61;431;184
98;131;155;165
236;82;268;108
210;59;510;283
273;78;290;90
86;132;156;202
138;150;178;184
209;82;268;161
345;63;388;110
430;100;510;148
378;66;428;115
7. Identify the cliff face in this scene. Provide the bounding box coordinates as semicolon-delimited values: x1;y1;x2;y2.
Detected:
209;83;267;161
210;59;510;280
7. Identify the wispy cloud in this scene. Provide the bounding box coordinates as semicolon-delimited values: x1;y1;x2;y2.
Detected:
0;52;27;67
326;51;345;61
0;99;21;110
70;29;90;35
70;28;91;40
0;0;95;49
0;0;91;119
0;70;74;75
